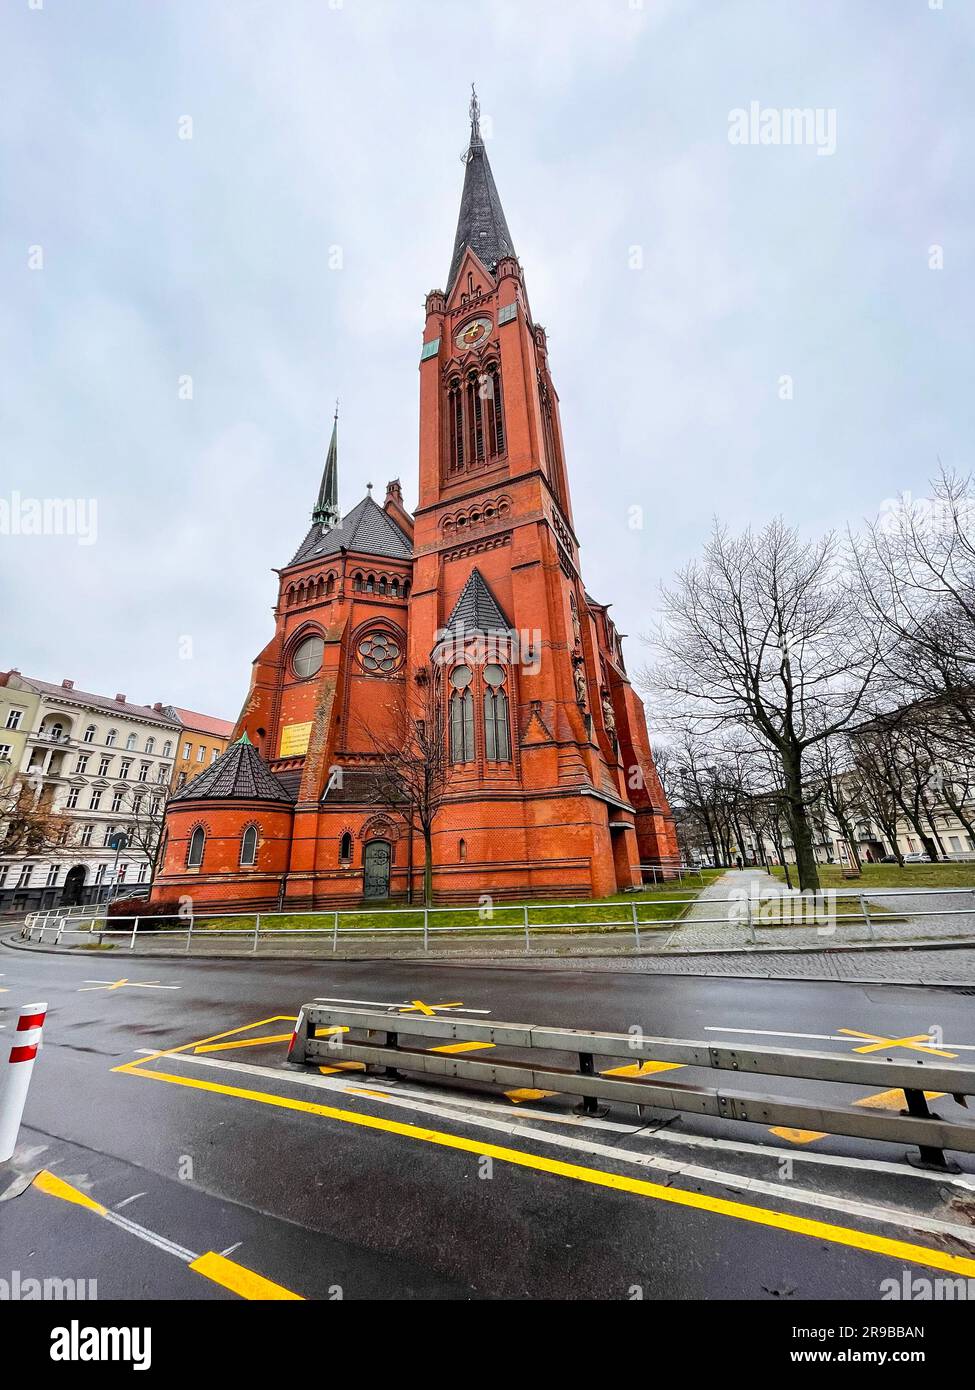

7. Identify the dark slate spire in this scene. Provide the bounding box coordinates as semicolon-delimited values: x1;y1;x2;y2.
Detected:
446;87;516;294
443;568;511;633
169;732;295;804
311;406;339;529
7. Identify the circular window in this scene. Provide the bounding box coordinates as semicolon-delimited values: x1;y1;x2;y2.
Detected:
450;664;473;690
484;663;505;687
357;631;402;672
293;635;324;678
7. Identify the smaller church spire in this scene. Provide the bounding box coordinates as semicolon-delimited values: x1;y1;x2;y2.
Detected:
469;83;482;146
311;404;339;529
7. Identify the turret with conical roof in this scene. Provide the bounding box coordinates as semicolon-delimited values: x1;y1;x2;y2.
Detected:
446;86;516;294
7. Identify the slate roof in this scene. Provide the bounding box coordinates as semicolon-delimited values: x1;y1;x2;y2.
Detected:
443;568;511;633
447;128;516;293
290;495;413;567
20;676;181;726
169;734;295;804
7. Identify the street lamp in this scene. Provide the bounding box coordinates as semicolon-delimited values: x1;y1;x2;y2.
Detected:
101;831;129;908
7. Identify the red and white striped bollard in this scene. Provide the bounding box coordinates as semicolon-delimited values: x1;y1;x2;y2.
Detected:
0;1002;48;1162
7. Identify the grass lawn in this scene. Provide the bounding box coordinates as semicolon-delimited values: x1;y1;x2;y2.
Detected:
185;869;725;936
767;862;975;891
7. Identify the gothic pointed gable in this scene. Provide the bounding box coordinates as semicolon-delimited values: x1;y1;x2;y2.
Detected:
290;494;413;567
170;732;295;804
444;568;511;634
446;91;516;295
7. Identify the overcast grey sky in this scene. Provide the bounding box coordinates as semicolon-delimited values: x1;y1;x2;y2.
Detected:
1;0;971;723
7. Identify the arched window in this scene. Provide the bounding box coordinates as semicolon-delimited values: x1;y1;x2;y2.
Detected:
353;572;363;592
485;362;506;458
389;578;399;597
145;737;155;754
163;740;172;757
105;728;117;747
466;370;484;465
50;722;64;741
326;574;335;595
459;838;467;862
377;576;387;595
187;826;205;868
402;580;410;599
483;664;511;761
84;725;96;743
449;666;475;763
125;733;137;750
240;824;258;867
448;376;464;473
339;831;353;865
364;573;375;593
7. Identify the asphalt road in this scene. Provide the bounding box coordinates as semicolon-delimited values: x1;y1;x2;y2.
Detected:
2;940;974;1301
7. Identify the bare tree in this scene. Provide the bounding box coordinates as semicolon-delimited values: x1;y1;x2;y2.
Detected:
361;666;448;906
115;784;171;880
0;773;72;859
647;518;884;891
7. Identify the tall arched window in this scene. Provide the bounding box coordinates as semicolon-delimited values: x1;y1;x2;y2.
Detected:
187;826;206;868
84;725;96;743
459;838;467;862
484;362;505;458
339;831;353;865
483;664;511;761
240;825;258;867
106;729;117;747
448;376;464;473
163;741;172;757
145;737;155;754
125;733;137;750
449;666;475;763
466;370;485;464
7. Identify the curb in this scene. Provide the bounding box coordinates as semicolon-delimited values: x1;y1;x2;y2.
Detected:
4;929;974;988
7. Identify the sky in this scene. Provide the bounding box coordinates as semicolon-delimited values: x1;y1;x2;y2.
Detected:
1;0;972;725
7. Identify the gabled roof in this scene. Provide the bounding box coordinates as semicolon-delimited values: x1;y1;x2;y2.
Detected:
290;494;413;567
443;568;511;633
169;733;295;804
447;97;516;294
167;707;235;739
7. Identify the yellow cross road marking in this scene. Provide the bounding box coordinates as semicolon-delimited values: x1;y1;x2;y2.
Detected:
399;1000;465;1016
838;1027;958;1059
114;1016;298;1072
430;1041;496;1055
505;1088;557;1103
80;978;178;992
116;1063;975;1282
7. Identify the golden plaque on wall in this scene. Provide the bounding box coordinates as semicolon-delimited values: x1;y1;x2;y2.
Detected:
279;721;312;757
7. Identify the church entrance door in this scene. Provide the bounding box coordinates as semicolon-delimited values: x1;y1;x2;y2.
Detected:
363;840;391;899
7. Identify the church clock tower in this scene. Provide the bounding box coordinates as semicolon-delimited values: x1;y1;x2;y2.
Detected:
409;91;677;897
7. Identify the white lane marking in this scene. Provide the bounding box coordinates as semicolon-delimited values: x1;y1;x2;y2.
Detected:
101;1209;196;1262
132;1050;975;1247
134;1048;975;1193
221;1242;242;1257
312;995;491;1015
114;1192;146;1210
705;1025;975;1051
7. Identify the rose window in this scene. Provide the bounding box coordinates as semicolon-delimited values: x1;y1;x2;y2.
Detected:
357;631;402;672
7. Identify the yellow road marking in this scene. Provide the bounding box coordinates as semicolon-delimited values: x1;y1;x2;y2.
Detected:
116;1063;975;1280
195;1033;295;1054
189;1250;303;1301
839;1027;957;1059
430;1041;496;1055
601;1060;684;1078
772;1088;951;1145
505;1088;558;1103
319;1062;366;1075
399;1000;465;1015
34;1169;107;1216
114;1015;298;1073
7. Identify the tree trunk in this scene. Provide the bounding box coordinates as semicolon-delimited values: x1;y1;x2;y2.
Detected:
423;826;434;907
782;749;820;892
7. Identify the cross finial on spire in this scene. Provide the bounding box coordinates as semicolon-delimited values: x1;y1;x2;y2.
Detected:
469;83;481;143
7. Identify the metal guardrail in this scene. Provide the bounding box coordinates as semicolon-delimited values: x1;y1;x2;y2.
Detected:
17;885;975;955
288;1004;975;1170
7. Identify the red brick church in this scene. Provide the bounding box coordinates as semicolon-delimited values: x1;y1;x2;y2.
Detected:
152;98;678;909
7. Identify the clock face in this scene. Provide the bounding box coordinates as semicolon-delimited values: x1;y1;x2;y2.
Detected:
456;316;492;350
